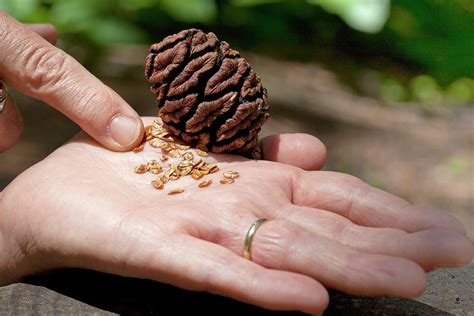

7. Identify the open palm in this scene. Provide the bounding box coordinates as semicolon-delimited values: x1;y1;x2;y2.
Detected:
1;118;472;314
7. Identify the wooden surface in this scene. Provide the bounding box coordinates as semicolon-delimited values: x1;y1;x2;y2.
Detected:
1;266;472;315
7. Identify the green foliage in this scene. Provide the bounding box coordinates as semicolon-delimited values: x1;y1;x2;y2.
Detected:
1;0;149;44
445;78;474;105
1;0;472;106
380;75;474;107
160;0;217;23
385;0;474;85
307;0;390;33
380;77;408;103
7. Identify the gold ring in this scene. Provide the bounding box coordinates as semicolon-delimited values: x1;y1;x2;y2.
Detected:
243;218;268;260
0;81;7;113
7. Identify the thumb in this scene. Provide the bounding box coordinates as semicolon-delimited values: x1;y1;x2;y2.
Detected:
0;11;143;151
261;133;327;170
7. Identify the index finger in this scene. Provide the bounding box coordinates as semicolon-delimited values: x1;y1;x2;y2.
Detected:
0;12;143;151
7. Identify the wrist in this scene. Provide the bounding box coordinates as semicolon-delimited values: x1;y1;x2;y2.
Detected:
0;204;37;286
0;228;39;286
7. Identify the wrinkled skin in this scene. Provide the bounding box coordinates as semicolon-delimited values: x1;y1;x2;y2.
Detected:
0;118;472;315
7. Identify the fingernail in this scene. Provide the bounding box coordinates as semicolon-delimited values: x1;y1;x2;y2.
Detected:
109;115;142;148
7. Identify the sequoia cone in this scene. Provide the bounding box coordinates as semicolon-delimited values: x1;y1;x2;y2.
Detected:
145;29;270;155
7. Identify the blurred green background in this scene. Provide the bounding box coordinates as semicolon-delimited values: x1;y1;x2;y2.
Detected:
1;0;473;108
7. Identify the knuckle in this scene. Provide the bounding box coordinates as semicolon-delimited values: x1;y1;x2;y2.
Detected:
291;168;306;202
334;172;371;200
74;88;113;124
66;85;118;130
338;173;367;188
252;219;301;268
23;47;70;95
0;12;12;41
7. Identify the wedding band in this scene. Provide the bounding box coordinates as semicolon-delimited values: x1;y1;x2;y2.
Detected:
0;81;7;113
243;218;268;260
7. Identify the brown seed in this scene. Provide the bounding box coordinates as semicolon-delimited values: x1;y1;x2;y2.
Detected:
134;164;149;174
145;125;153;135
148;161;163;174
201;163;215;171
196;144;208;152
150;167;162;174
223;171;239;179
196;149;208;157
209;166;220;174
168;188;184;195
161;144;171;152
182;152;194;161
165;165;177;177
157;131;169;138
179;166;193;176
206;163;219;173
156;134;174;142
168;150;181;158
151;180;164;189
198;179;212;188
220;178;235;184
134;118;222;188
193;159;204;169
191;169;203;180
178;160;194;168
149;139;162;148
132;144;145;153
147;159;159;167
169;173;180;180
151;129;163;137
175;144;190;150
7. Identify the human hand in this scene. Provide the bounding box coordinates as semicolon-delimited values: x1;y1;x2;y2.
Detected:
0;11;143;152
0;118;472;315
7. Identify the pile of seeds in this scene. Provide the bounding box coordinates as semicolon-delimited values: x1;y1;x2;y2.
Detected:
132;119;239;194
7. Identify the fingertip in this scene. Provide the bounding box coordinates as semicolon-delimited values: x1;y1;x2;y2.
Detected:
416;229;474;268
262;133;327;170
383;258;427;298
270;271;329;315
450;233;474;267
409;206;468;236
298;276;329;315
435;211;467;236
352;254;427;298
405;262;428;298
107;114;144;151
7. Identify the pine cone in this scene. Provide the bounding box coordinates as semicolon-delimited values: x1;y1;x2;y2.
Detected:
145;29;270;155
